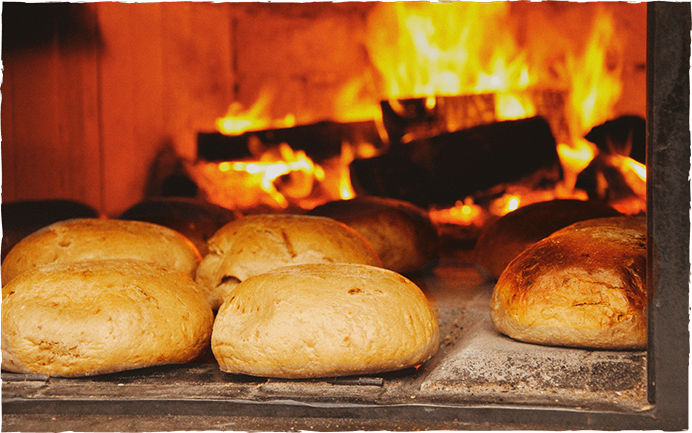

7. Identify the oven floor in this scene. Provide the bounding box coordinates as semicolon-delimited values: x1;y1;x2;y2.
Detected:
2;247;650;431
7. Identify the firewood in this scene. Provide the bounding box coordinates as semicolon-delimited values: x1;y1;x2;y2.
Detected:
197;120;384;162
349;116;559;208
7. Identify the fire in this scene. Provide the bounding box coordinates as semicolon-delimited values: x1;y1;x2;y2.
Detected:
566;9;624;137
189;141;357;212
216;88;296;135
203;4;643;221
366;2;529;99
429;197;485;227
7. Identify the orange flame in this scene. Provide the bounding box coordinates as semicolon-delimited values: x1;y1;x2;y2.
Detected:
366;3;528;98
216;88;296;135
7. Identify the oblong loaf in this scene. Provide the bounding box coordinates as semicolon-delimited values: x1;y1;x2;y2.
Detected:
196;214;383;310
309;196;439;275
1;259;214;377
474;199;621;280
1;218;202;285
212;263;439;378
490;216;647;350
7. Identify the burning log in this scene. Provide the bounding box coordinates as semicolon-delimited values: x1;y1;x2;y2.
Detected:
350;116;559;209
197;120;384;163
585;115;646;164
380;90;570;146
380;94;496;144
575;153;646;215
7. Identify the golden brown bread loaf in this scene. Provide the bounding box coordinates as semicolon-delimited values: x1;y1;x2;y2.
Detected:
195;214;383;310
1;218;201;285
490;216;647;350
308;196;439;275
212;263;439;378
1;259;214;377
474;199;621;280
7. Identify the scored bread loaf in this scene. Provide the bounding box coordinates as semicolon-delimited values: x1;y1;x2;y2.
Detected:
212;263;439;378
195;214;383;310
308;196;439;275
1;259;214;377
1;218;201;285
490;216;647;350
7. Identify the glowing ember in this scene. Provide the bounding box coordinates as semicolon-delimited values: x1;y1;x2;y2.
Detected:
429;198;485;226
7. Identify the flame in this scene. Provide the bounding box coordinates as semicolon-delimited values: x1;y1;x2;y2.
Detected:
366;2;530;99
216;88;296;135
429;197;485;226
566;8;623;142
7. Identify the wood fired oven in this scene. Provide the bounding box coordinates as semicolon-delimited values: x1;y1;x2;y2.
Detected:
1;2;689;431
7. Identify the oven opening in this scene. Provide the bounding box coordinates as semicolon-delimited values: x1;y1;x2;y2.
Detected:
1;2;688;431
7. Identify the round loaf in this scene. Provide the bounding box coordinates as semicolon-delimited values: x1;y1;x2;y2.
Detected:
119;197;240;256
212;263;439;378
308;196;439;275
1;218;202;285
195;214;383;310
490;216;647;350
1;259;214;377
474;199;621;280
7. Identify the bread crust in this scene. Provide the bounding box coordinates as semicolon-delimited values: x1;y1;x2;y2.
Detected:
211;263;439;378
475;199;621;280
195;214;383;309
490;216;647;350
309;197;439;275
1;259;214;377
1;218;201;285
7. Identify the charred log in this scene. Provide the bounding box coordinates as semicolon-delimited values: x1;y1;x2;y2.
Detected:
380;94;496;144
576;153;646;204
585;115;646;164
197;120;384;162
350;116;560;208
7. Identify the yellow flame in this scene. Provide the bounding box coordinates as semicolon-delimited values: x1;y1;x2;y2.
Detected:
566;8;623;139
216;88;296;135
339;142;357;200
428;197;484;226
366;2;529;100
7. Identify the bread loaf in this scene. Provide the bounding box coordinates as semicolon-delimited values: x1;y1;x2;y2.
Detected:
212;263;439;378
490;216;647;350
1;259;214;377
308;196;439;275
119;197;239;256
195;214;383;309
1;218;201;285
475;199;621;280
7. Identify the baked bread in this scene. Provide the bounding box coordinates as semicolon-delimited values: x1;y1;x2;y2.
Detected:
119;197;239;256
308;196;439;275
212;263;439;378
474;199;621;280
1;199;100;261
1;218;201;285
195;214;383;310
1;259;214;377
490;216;647;350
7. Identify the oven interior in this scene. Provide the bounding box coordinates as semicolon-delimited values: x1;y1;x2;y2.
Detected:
1;2;689;431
